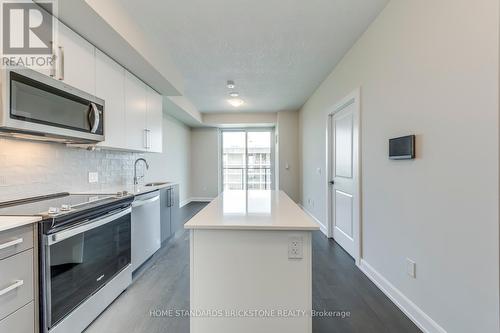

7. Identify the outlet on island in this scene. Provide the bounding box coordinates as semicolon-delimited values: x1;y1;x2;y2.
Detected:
288;236;303;259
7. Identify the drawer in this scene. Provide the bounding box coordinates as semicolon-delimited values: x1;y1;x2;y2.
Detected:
0;301;34;333
0;225;34;260
0;249;34;321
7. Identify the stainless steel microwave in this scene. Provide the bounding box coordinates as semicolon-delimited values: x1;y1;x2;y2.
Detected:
0;68;104;143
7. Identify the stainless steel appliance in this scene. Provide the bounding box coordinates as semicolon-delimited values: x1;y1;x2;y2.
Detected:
0;67;104;143
131;191;161;272
0;192;134;333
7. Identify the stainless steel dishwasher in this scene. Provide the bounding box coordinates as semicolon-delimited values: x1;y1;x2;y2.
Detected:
131;190;161;272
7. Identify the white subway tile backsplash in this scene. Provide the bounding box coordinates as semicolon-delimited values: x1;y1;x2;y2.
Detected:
0;138;144;201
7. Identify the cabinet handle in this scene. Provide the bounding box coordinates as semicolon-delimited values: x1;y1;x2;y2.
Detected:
143;129;152;149
58;46;65;80
0;238;23;250
0;280;24;296
50;42;56;77
143;129;148;149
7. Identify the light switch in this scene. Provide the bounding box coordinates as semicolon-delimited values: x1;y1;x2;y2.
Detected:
406;258;416;278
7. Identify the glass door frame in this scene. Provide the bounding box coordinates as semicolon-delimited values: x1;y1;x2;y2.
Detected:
219;127;276;193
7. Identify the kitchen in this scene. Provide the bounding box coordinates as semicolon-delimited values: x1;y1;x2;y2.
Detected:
0;1;499;333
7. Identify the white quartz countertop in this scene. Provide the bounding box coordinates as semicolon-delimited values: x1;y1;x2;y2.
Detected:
0;216;41;232
184;190;320;231
74;182;178;196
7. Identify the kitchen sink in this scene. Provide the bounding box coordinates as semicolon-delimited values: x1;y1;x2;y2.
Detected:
144;182;170;187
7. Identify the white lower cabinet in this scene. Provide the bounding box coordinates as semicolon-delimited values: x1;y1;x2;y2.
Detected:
0;225;36;333
0;302;34;333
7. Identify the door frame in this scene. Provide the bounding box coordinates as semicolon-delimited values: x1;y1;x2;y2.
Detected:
326;88;362;265
219;127;276;193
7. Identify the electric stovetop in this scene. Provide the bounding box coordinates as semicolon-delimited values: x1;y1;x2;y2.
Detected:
0;192;134;233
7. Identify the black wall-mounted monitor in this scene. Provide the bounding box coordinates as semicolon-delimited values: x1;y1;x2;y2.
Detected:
389;135;415;160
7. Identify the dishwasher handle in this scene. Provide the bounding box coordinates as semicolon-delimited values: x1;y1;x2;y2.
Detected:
132;195;159;208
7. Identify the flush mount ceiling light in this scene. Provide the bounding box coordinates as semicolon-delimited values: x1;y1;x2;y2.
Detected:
229;92;239;97
226;80;235;89
227;98;244;107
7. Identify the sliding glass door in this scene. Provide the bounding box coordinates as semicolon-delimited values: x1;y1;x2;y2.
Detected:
221;129;274;191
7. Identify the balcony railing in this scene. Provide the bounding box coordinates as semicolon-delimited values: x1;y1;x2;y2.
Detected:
223;167;272;190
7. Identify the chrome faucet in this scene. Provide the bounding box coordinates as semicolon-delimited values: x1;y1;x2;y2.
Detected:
134;158;149;185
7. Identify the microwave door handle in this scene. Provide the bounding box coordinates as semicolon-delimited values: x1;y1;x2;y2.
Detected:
89;103;100;133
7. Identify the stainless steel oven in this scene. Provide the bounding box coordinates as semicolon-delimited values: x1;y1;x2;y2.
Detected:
41;206;132;333
0;67;104;143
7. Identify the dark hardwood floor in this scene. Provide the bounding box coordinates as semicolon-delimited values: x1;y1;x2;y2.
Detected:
86;201;421;333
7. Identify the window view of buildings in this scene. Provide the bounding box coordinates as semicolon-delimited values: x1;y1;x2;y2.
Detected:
222;131;272;190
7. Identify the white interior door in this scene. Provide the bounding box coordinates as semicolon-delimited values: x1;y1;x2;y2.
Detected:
329;94;360;260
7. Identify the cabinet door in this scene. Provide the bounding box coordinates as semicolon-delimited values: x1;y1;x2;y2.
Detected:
95;50;126;149
125;72;147;151
146;87;163;153
57;22;96;95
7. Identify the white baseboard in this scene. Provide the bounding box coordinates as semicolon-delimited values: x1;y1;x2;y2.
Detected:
299;204;328;236
180;199;191;207
358;260;447;333
181;197;214;207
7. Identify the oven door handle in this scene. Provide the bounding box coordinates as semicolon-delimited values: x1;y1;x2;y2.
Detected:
48;207;131;245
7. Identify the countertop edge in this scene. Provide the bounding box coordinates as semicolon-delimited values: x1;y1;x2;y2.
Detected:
0;216;42;232
184;225;320;231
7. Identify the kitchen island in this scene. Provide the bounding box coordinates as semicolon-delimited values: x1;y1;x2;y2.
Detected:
184;190;319;333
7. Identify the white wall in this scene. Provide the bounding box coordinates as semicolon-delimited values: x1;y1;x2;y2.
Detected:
190;128;219;199
299;1;499;332
202;112;277;127
277;111;300;202
145;115;192;203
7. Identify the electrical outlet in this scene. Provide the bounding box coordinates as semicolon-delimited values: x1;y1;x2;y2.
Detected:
288;236;303;259
406;258;416;278
88;172;99;184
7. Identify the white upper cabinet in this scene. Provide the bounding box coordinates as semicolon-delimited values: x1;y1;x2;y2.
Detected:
125;72;148;152
146;87;163;153
95;50;126;150
57;22;96;95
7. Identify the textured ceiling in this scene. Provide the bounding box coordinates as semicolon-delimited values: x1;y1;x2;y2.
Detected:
113;0;388;113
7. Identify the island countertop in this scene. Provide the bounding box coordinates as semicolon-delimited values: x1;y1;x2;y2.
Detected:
184;190;319;231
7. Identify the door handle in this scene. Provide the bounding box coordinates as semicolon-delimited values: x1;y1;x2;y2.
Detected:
329;180;335;185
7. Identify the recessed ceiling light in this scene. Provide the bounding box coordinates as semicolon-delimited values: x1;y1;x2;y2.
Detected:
227;98;244;107
229;92;239;97
226;80;235;89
